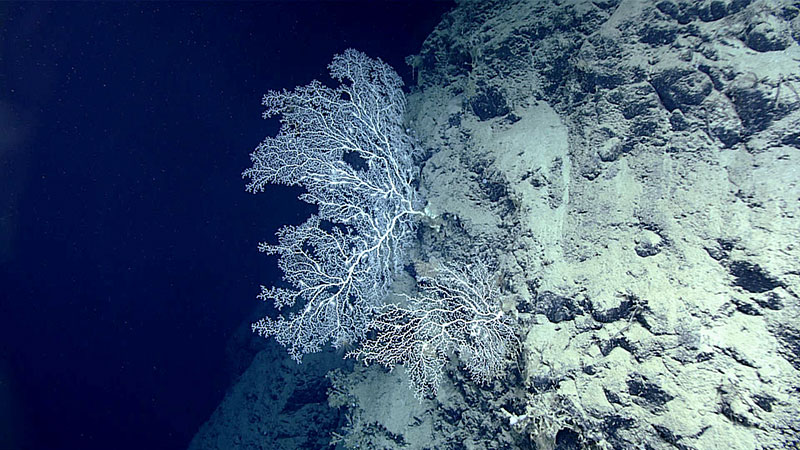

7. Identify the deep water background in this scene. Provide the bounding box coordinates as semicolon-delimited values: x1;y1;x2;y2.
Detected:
0;2;453;449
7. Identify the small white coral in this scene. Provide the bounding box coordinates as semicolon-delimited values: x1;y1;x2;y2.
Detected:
351;259;519;399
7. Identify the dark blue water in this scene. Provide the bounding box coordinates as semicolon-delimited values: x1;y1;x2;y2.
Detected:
0;2;452;449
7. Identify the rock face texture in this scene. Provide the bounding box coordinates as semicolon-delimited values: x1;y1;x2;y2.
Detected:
393;0;800;448
191;1;800;448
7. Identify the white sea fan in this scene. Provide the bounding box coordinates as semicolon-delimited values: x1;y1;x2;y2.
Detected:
245;49;424;361
351;260;519;399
